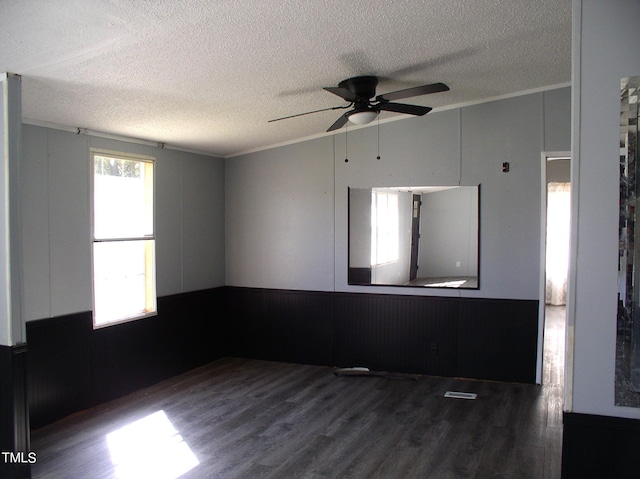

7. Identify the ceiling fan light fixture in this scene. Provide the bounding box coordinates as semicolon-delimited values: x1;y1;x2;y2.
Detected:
348;109;378;125
270;76;448;132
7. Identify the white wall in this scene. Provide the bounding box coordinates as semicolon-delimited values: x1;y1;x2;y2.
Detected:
21;125;225;321
227;87;571;300
569;0;640;419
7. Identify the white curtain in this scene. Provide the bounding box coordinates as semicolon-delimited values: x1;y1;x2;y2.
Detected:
546;182;571;305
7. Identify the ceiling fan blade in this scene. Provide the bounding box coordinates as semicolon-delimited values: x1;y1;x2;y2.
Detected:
323;86;359;102
326;112;350;132
269;104;351;123
377;102;432;116
376;82;449;102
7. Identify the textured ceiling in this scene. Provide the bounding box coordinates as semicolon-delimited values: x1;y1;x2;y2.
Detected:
0;0;571;157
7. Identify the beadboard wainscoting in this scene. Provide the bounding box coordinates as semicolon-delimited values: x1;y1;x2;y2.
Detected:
227;287;539;383
561;412;640;478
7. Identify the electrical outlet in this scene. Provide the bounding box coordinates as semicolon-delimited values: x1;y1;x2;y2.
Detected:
430;342;438;355
456;261;461;268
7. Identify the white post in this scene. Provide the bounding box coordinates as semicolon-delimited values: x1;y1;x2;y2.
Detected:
0;72;24;347
0;72;29;479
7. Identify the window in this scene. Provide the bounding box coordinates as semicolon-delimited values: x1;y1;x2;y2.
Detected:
91;150;156;327
371;191;399;265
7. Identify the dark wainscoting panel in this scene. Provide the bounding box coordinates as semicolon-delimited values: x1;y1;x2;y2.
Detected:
333;293;459;376
26;287;227;430
0;344;30;479
160;289;230;373
91;312;172;404
226;287;334;366
562;412;640;478
92;288;228;403
458;298;539;383
227;287;539;383
348;267;372;285
27;312;93;429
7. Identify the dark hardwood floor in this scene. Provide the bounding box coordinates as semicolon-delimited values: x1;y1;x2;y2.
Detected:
30;307;565;478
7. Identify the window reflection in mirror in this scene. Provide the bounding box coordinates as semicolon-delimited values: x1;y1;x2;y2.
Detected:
348;186;479;289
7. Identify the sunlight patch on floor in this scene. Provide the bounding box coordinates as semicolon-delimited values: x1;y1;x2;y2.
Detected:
106;410;199;479
426;279;467;288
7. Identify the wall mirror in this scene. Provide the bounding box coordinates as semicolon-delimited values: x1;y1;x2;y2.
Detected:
616;75;640;407
348;185;479;289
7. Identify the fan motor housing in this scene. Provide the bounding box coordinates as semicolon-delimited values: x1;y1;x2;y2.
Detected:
338;76;378;100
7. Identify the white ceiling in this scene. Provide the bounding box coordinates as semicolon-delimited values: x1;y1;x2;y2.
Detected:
0;0;571;158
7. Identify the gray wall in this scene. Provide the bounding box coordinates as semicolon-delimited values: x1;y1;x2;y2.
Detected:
226;86;571;300
19;86;570;336
419;187;478;278
570;0;640;419
225;138;335;291
547;158;570;183
21;125;225;321
347;188;371;269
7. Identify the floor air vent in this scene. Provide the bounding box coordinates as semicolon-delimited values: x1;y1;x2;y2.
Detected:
444;391;478;400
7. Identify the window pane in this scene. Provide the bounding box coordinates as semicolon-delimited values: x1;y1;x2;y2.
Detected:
94;156;153;239
93;240;156;326
371;192;399;265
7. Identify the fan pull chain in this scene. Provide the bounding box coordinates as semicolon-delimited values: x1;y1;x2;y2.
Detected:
344;123;349;163
377;116;381;160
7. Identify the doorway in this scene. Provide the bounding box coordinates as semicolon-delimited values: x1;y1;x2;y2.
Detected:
409;194;421;281
538;154;571;385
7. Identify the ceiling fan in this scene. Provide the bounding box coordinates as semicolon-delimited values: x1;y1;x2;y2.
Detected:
269;75;449;132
